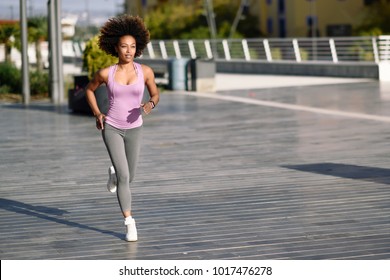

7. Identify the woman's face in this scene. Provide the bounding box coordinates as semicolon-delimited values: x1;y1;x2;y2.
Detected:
115;35;136;62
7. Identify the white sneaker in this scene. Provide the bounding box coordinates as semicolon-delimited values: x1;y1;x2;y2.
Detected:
124;217;138;242
107;166;117;193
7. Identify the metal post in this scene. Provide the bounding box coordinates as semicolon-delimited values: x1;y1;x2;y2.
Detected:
159;41;168;59
310;0;317;39
20;0;30;105
204;0;217;40
147;42;155;59
204;0;217;58
293;39;301;62
173;40;181;59
329;38;338;63
204;40;213;59
263;39;272;62
310;0;318;60
48;0;58;104
48;0;64;105
55;0;64;104
188;40;196;59
229;0;246;39
372;37;379;64
242;39;250;61
222;39;231;60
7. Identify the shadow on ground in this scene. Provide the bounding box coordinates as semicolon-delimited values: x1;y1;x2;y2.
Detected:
282;163;390;185
0;198;123;240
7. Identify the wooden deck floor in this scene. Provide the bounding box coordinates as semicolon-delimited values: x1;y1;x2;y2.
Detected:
1;79;390;260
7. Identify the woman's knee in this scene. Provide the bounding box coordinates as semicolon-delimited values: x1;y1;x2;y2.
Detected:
128;173;135;183
116;171;130;184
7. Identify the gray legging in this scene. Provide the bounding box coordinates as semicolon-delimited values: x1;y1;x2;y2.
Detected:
102;123;143;212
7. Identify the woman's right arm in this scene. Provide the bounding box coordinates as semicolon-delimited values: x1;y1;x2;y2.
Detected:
85;69;108;130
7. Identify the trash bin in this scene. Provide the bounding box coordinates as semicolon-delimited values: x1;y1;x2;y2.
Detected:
168;58;190;90
68;74;108;114
188;58;216;92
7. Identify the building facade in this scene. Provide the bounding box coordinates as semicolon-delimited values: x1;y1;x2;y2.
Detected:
263;0;375;38
124;0;378;38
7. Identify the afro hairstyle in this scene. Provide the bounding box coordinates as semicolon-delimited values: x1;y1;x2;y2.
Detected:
98;14;150;58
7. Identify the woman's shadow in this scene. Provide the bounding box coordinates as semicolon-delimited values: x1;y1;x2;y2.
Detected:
0;198;123;240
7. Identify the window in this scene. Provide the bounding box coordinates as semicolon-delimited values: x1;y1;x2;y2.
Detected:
279;18;286;37
306;16;317;27
278;0;285;14
364;0;379;5
267;17;273;34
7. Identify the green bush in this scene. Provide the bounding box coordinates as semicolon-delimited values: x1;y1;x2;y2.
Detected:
0;62;48;96
82;35;117;80
0;85;11;94
0;62;21;93
30;70;48;96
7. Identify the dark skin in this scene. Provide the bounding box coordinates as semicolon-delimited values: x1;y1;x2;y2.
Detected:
85;35;159;218
86;35;159;131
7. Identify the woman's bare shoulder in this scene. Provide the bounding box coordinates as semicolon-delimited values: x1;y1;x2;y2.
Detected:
98;65;112;77
140;64;155;76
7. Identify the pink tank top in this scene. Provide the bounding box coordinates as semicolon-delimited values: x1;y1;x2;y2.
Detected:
105;63;144;129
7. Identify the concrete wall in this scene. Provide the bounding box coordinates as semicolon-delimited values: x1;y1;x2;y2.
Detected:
216;60;379;79
138;58;380;80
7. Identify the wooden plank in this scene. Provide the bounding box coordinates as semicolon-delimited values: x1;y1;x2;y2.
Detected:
0;80;389;259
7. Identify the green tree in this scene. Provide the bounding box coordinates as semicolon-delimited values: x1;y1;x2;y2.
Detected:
213;0;261;38
356;0;390;35
28;17;48;73
144;1;204;39
0;23;19;63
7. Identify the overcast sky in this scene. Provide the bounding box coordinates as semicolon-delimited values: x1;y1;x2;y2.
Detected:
0;0;124;25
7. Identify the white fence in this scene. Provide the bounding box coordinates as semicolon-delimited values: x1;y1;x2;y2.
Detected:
1;36;389;69
143;36;390;63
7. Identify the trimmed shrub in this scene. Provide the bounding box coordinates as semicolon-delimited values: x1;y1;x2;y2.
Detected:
0;62;49;96
82;35;117;80
0;85;11;94
0;62;21;93
30;70;49;96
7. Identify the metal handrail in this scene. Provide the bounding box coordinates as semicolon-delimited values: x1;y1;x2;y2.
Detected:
142;36;390;63
1;36;389;66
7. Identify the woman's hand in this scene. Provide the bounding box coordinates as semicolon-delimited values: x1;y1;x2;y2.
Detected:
95;113;105;130
141;101;154;115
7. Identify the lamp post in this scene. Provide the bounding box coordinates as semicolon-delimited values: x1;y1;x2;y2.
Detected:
309;0;318;60
204;0;217;40
48;0;64;105
20;0;30;105
10;5;14;20
229;0;248;38
310;0;317;38
204;0;217;58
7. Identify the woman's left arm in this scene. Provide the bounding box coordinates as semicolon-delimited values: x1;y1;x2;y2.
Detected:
141;64;160;115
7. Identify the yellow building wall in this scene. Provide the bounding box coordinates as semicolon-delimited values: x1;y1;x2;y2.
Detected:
265;0;368;38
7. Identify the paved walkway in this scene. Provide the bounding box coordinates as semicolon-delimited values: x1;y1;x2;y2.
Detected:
1;75;390;259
